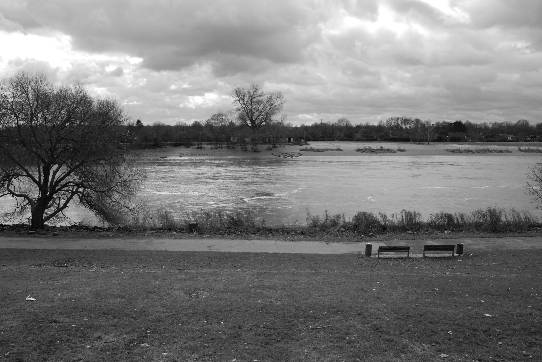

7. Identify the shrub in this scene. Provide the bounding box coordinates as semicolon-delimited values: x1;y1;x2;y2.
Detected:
351;212;385;233
502;209;536;232
188;210;260;233
307;211;344;231
470;207;503;232
395;210;422;231
428;212;458;231
156;208;177;230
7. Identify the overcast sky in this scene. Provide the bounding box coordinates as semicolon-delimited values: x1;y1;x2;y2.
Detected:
1;0;541;125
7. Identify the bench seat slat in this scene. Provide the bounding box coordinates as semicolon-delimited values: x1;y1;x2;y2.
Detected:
377;245;410;258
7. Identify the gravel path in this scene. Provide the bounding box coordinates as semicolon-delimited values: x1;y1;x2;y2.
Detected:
0;235;541;254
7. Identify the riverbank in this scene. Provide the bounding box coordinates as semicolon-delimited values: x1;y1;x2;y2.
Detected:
1;247;540;361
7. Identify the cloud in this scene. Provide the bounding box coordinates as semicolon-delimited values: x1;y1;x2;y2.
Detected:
0;0;541;124
0;0;323;75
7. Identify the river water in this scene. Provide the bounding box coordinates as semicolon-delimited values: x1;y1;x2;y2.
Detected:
1;142;541;225
136;142;541;225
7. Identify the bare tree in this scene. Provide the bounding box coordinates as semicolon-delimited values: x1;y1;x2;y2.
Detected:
232;84;284;131
205;112;233;127
527;164;542;207
0;72;143;229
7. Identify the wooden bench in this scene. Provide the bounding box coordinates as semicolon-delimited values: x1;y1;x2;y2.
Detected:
377;245;410;258
423;244;455;257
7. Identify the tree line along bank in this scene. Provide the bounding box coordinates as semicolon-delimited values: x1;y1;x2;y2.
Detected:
127;117;542;149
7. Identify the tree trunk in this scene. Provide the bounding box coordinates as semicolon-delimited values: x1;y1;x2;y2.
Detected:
30;200;47;230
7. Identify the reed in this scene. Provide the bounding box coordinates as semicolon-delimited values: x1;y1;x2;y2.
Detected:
307;207;538;234
120;205;539;235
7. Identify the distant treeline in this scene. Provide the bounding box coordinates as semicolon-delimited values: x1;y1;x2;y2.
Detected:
127;117;542;148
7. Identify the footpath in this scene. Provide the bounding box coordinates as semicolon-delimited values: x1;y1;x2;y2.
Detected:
0;235;541;254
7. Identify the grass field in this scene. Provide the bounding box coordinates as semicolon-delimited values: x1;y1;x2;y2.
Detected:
1;249;541;361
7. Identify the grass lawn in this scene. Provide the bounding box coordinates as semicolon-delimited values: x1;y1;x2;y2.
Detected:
0;249;540;361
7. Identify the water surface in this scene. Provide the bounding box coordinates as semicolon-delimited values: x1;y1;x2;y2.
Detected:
136;142;541;225
1;142;540;225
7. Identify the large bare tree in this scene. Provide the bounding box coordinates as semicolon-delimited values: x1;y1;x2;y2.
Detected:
0;72;142;229
233;84;284;131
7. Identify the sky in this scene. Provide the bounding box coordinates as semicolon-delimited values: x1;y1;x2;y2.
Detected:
0;0;541;125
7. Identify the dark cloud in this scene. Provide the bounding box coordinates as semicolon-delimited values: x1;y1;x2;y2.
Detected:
459;0;542;28
0;0;323;75
0;0;541;123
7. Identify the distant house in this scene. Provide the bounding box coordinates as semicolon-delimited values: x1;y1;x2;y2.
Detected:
484;134;518;142
501;134;518;142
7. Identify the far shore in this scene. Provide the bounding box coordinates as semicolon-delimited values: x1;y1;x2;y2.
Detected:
138;141;542;158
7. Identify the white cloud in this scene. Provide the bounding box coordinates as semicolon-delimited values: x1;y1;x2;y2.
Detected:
181;92;231;109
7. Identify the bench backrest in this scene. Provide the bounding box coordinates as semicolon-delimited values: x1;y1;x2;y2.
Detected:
423;244;455;251
378;246;410;252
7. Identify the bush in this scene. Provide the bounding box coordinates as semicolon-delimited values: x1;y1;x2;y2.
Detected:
503;209;536;232
189;210;261;233
395;210;422;231
470;207;503;232
427;208;536;233
428;212;458;231
128;207;181;230
156;209;177;230
307;211;344;231
351;212;385;233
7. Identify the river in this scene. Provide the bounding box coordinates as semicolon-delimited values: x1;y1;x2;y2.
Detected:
1;142;541;225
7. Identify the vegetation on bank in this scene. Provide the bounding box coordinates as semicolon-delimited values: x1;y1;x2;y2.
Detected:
58;207;539;237
307;208;539;234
